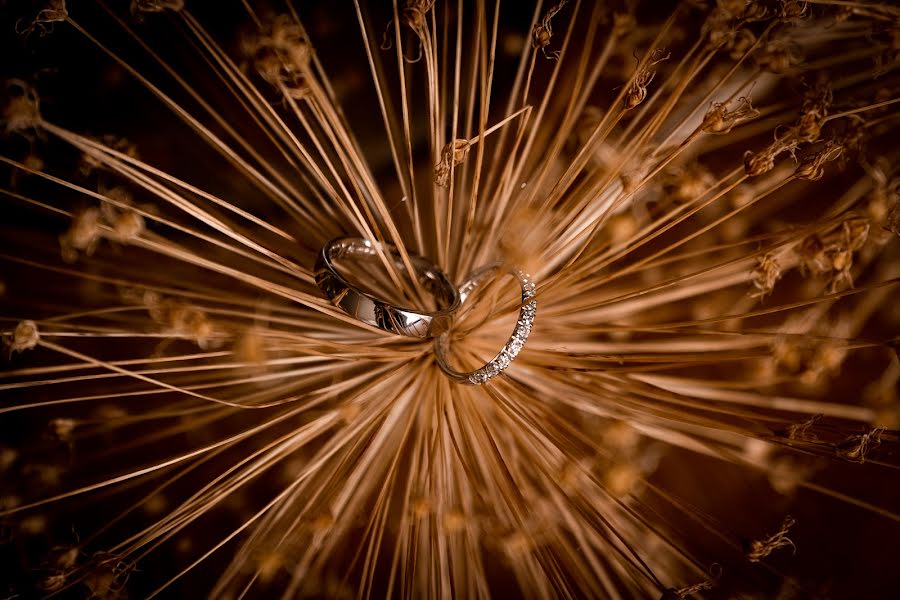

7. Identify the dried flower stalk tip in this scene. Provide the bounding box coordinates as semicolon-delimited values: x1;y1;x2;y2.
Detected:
746;516;796;562
16;1;67;37
837;427;885;463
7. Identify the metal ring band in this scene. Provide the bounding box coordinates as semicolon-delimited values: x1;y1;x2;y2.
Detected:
434;264;537;385
315;237;460;338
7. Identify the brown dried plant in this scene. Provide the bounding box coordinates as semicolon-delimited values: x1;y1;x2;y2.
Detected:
0;0;899;598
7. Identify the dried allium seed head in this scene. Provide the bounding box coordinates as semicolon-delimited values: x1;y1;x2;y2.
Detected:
10;320;40;353
2;80;42;135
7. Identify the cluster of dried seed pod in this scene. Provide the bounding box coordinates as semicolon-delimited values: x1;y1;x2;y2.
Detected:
795;217;869;292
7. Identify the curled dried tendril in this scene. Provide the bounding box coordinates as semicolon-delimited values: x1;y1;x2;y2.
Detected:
746;516;796;562
532;0;569;60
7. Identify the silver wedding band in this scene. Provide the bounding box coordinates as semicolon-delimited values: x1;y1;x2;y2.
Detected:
315;237;460;337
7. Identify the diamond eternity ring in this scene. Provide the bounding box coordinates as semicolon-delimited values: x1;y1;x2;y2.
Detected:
434;264;537;385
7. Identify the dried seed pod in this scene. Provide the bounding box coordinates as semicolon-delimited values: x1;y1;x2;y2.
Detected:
243;16;313;98
795;141;843;180
60;207;103;263
750;253;782;299
624;50;670;110
2;80;41;135
532;1;568;60
434;139;471;187
9;320;40;353
701;96;760;134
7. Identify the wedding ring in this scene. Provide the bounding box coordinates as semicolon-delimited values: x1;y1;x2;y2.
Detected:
315;237;460;337
434;264;537;385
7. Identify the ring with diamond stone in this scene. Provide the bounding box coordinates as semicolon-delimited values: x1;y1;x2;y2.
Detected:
433;264;537;385
316;237;460;338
